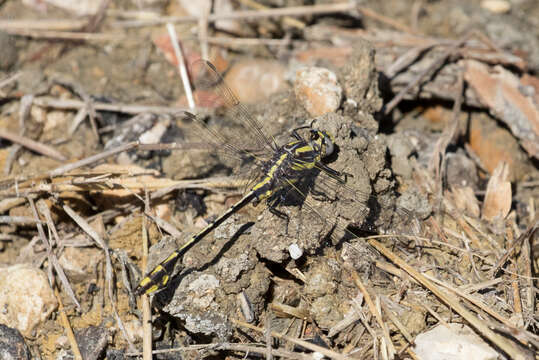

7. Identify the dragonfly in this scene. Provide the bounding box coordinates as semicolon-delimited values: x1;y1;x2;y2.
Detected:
135;60;375;296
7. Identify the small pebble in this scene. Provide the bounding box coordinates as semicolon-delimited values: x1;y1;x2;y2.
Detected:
480;0;511;13
288;243;303;260
225;60;288;104
294;67;342;117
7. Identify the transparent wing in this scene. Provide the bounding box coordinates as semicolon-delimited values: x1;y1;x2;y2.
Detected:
190;60;278;155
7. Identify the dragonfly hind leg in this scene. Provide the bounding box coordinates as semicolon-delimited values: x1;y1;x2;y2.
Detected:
267;194;291;234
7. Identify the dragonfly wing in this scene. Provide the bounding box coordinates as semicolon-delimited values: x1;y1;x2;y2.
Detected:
190;60;278;155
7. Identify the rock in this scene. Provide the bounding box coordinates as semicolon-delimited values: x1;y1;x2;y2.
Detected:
0;324;31;360
304;259;338;297
75;326;109;360
310;294;344;329
124;319;143;343
288;243;303;260
106;349;125;360
0;32;17;70
58;246;103;282
414;323;500;360
162;272;232;339
214;252;251;282
446;150;479;189
224;60;288;104
0;264;57;336
386;134;415;179
294;67;342;117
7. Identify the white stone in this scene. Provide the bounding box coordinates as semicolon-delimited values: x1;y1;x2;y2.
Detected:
414;323;501;360
480;0;511;13
288;243;303;260
0;264;57;336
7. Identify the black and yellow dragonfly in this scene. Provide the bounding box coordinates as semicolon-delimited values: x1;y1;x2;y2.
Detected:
135;60;371;296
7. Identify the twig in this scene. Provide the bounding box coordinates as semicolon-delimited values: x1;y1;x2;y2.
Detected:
232;319;349;360
62;204;137;352
350;271;396;358
380;297;414;345
489;222;538;278
166;24;195;110
0;71;22;89
522;201;535;319
126;342;314;359
48;142;138;177
28;197;81;311
4;94;33;175
384;32;472;114
264;313;273;360
327;300;362;338
0;128;67;161
367;238;532;360
423;273;515;329
511;263;523;325
4;29;124;41
114;3;356;28
141;191;152;360
0;19;86;31
33;96;189;115
358;6;416;34
144;212;183;239
54;288;83;360
422;302;450;328
237;0;306;29
196;2;210;61
206;36;293;46
0;215;42;224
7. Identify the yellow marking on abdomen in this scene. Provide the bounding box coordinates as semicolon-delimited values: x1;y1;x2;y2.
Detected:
139;277;151;287
161;275;169;286
163;251;179;264
151;265;164;275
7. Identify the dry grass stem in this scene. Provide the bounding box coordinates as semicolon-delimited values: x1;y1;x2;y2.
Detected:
54;288;83;360
33;96;188;115
0;128;67;161
0;19;87;31
351;271;396;358
4;28;124;41
141;192;152;360
28;197;81;311
114;3;355;28
166;23;195;110
232;318;348;360
367;238;533;360
238;0;306;29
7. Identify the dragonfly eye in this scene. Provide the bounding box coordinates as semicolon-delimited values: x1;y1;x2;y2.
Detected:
310;130;334;157
323;133;334;156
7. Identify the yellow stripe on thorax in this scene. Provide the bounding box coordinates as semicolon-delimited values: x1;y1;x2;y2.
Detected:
252;153;288;192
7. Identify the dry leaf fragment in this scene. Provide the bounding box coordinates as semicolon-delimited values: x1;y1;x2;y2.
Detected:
482;161;512;222
464;60;539;158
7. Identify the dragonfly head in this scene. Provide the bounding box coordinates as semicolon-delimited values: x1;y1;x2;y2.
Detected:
310;129;335;158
